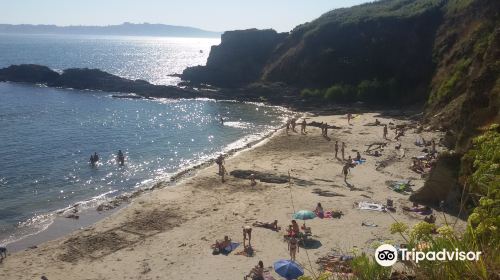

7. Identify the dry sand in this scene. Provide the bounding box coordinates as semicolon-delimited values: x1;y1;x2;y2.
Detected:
0;112;464;280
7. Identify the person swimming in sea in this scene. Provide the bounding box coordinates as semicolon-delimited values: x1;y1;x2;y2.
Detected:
117;150;125;165
89;152;99;166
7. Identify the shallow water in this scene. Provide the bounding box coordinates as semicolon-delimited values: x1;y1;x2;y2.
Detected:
0;82;290;245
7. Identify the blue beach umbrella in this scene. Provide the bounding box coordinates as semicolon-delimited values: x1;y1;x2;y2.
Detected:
292;210;316;220
273;259;304;279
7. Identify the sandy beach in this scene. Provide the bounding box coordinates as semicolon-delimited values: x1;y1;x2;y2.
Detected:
0;112;464;280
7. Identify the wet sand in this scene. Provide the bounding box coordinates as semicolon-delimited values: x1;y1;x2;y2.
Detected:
0;112;464;280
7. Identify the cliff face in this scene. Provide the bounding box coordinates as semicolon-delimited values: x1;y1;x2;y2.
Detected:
181;29;287;87
425;0;500;152
263;0;443;92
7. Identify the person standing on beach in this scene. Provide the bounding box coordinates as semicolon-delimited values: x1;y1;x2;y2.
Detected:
288;236;299;261
300;119;307;134
383;124;388;139
347;113;352;125
286;119;291;135
243;226;252;248
342;163;350;182
324;122;328;137
341;142;346;160
334;141;339;158
216;154;224;175
291;118;297;132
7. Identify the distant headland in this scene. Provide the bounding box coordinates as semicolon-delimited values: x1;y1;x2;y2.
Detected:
0;22;221;38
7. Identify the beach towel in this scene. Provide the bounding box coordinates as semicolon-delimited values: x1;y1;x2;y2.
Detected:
388;180;412;194
358;202;384;212
224;242;239;253
213;242;239;255
263;273;276;280
354;159;366;165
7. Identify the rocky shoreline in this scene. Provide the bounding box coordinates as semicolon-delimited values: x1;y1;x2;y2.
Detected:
0;64;310;109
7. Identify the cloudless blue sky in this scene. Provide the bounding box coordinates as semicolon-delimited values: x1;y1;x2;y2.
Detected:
0;0;372;32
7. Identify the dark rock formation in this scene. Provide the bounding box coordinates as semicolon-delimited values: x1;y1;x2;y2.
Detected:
0;64;59;84
0;64;306;108
0;64;222;99
181;29;287;87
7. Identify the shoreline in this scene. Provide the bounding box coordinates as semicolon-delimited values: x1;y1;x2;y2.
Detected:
1;107;298;253
0;112;466;280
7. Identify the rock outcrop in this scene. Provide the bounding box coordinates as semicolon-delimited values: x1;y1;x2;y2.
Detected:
181;29;287;87
0;64;59;84
0;64;215;99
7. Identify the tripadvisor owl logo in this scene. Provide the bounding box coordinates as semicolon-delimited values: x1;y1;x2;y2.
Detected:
375;244;482;266
375;244;398;266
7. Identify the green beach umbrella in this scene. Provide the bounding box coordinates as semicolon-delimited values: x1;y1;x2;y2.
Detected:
292;210;316;220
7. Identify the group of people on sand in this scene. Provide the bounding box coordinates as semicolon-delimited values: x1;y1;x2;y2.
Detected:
320;122;329;137
286;117;307;135
334;140;347;160
89;150;125;167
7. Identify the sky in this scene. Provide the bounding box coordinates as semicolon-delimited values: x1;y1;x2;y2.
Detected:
0;0;372;32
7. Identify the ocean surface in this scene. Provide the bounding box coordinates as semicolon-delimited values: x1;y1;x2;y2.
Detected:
0;33;219;85
0;34;291;245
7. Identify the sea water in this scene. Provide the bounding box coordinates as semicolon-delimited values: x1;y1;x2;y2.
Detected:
0;34;292;245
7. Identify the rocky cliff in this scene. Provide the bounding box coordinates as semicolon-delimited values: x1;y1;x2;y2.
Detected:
424;0;499;153
181;29;287;87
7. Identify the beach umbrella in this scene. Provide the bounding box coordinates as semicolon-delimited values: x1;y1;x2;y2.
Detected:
273;259;304;279
292;210;316;220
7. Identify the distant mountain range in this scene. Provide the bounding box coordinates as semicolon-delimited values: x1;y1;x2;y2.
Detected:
0;22;221;38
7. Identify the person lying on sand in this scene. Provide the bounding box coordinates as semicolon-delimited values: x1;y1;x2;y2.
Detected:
244;260;265;280
367;149;382;157
411;159;425;174
424;214;436;224
403;204;433;215
213;236;232;254
253;220;280;231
